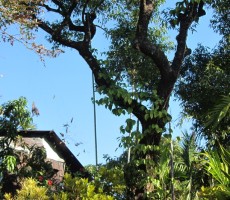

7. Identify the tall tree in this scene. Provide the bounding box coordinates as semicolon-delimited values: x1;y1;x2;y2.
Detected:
0;0;208;199
209;0;230;45
175;0;230;146
176;43;230;146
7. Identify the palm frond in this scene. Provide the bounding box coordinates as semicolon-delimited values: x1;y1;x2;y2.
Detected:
206;94;230;128
181;131;198;170
203;145;230;186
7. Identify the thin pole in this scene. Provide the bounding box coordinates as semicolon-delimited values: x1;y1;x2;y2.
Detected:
127;113;132;163
127;83;135;163
169;122;175;200
92;72;98;165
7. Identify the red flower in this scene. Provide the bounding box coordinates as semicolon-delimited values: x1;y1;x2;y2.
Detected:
47;179;53;186
38;176;43;182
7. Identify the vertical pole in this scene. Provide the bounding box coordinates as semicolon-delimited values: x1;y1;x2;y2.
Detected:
92;72;98;165
127;113;132;163
169;122;175;200
170;140;175;200
127;83;135;163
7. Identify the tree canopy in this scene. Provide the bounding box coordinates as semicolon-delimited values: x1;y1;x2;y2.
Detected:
175;0;230;146
1;0;229;199
176;43;230;146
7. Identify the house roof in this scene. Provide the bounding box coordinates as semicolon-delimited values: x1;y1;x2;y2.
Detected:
15;130;85;175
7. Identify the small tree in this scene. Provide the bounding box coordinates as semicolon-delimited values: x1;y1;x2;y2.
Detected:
0;97;55;196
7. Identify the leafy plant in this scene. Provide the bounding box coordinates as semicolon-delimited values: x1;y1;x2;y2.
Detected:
86;165;126;199
205;94;230;129
53;173;114;200
0;97;55;196
4;178;49;200
198;146;230;199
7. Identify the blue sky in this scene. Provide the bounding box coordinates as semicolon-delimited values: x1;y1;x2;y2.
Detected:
0;2;220;166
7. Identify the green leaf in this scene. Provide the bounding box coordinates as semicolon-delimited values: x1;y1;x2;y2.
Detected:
128;98;132;105
144;114;149;120
4;155;16;173
127;107;133;114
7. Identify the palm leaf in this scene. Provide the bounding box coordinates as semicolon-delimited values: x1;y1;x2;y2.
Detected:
206;94;230;128
204;150;229;185
204;145;230;186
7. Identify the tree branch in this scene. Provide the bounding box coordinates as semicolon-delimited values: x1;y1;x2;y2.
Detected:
37;15;148;125
39;3;61;14
134;0;171;79
77;45;148;125
52;0;64;10
172;1;206;74
171;20;191;74
37;18;82;49
37;1;88;43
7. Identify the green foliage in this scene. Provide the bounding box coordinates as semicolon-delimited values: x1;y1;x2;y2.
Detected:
18;145;55;180
168;0;207;28
1;1;224;199
208;0;230;43
205;94;230;129
0;98;55;196
175;0;230;147
199;185;230;200
180;132;203;200
3;155;16;173
2;96;228;200
5;171;122;200
198;146;230;199
145;133;206;199
4;178;49;200
0;97;34;179
53;173;114;200
146;135;172;199
86;165;126;199
104;4;173;94
176;44;230;145
198;83;230;199
0;97;34;132
181;132;198;173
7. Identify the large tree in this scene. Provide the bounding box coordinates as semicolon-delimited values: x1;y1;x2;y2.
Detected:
0;0;208;199
176;44;230;146
175;0;230;147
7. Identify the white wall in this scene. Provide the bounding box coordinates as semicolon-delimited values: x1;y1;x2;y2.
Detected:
42;138;64;162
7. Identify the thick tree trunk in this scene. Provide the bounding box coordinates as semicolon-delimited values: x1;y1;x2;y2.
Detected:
124;116;168;199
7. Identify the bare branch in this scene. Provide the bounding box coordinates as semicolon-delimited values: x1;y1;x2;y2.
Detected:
52;0;64;10
39;3;60;14
82;0;90;24
68;0;79;15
